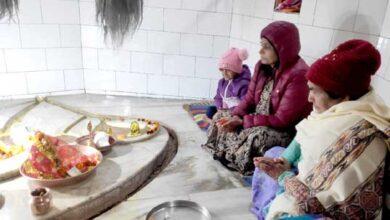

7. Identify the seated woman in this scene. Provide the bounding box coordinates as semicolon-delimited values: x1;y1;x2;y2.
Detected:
252;39;390;220
203;21;312;175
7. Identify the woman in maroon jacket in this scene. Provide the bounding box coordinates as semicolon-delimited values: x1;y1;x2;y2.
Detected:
203;21;312;175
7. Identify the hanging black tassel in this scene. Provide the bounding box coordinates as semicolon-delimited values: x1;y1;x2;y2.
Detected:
0;0;19;20
96;0;144;47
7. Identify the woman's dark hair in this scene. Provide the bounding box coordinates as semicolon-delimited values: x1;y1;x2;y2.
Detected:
262;63;279;77
325;90;365;101
325;90;344;100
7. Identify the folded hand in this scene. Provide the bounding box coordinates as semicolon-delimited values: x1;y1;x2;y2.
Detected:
253;157;291;180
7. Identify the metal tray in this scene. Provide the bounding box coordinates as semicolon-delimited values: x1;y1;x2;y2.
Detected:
20;145;102;187
146;200;211;220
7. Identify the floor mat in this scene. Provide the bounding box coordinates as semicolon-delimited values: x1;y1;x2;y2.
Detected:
183;101;214;131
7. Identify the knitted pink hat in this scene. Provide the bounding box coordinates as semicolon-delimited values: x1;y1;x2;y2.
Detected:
218;47;249;73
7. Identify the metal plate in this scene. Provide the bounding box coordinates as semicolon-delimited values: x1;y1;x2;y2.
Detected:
20;145;102;187
146;200;211;220
75;134;114;153
105;119;160;144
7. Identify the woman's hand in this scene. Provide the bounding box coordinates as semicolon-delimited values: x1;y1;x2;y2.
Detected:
253;157;291;180
219;116;242;132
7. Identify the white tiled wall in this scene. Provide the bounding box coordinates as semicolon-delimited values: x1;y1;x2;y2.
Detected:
230;0;390;105
0;0;389;104
0;0;83;98
81;0;234;99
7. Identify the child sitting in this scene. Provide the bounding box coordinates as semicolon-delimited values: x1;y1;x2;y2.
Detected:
206;47;251;121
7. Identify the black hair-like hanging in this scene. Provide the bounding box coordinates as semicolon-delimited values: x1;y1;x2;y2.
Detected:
0;0;19;21
96;0;144;47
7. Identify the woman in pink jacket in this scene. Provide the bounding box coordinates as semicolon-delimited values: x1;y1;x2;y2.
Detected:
203;21;312;175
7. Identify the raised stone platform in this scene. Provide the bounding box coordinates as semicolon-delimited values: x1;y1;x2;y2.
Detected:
0;94;256;220
0;127;175;219
0;97;177;219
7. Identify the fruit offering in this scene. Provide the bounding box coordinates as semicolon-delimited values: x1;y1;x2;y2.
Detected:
0;141;24;160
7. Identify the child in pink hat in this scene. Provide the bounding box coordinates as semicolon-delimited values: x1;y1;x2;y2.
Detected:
206;47;251;120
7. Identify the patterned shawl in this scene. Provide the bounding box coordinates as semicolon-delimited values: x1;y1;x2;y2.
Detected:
267;89;390;219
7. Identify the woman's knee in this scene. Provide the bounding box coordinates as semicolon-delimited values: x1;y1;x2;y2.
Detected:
263;146;285;158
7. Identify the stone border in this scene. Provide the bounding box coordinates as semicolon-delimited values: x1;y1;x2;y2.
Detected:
51;125;178;220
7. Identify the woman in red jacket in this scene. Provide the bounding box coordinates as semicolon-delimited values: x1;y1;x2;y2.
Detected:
203;21;312;175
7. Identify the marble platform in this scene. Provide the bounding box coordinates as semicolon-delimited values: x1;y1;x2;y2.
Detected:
0;94;256;220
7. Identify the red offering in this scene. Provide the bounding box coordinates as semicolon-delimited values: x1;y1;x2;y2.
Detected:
23;132;99;179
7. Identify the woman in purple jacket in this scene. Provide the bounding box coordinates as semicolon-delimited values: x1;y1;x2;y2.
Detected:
203;21;312;175
206;47;251;120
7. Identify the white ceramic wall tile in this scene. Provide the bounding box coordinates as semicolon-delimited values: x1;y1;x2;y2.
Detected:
140;7;164;31
41;0;80;24
314;0;359;31
20;25;60;48
209;79;219;98
121;31;148;52
131;52;163;74
79;1;96;25
147;0;182;9
353;33;379;47
331;31;379;50
98;49;131;72
298;0;317;25
181;34;213;57
273;12;299;24
116;72;148;94
18;0;43;24
82;48;98;70
148;31;181;54
242;17;271;43
60;25;82;47
213;36;230;58
300;55;317;66
0;24;21;48
179;77;210;98
81;26;99;48
246;43;260;69
372;75;390;105
195;57;219;79
0;51;6;72
84;69;116;90
230;15;243;39
376;37;390;78
46;48;83;69
330;30;355;49
232;0;255;16
164;9;197;33
381;2;390;38
0;73;27;95
182;0;216;11
26;71;65;93
299;25;333;58
163;55;195;76
197;12;231;36
216;0;233;13
64;69;84;90
5;49;46;72
354;0;388;35
148;75;179;96
253;0;274;19
229;39;251;52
